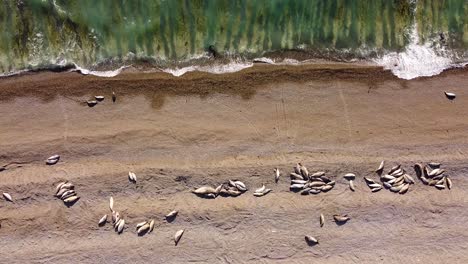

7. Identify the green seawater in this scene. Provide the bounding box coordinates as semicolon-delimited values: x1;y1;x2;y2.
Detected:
0;0;466;73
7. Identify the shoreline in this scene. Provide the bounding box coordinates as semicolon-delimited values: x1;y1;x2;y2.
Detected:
1;63;468;263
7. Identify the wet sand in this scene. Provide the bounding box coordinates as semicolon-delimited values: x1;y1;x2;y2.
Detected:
1;64;468;263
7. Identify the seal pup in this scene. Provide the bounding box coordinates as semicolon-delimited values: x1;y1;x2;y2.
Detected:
109;197;114;212
376;161;385;174
305;235;319;245
63;196;80;203
389;164;401;175
166;210;179;219
274;168;280;183
149;220;155;233
128;171;137;183
253;188;272;197
55;181;67;193
192;186;217;195
137;223;150;235
344;173;356;180
414;163;423;178
294;163;301;175
174;229;184;245
320;213;324;227
98;215;108;226
333;214;350;223
299;163;309;179
46;155;60;165
349;180;355;191
3;193;12;202
310;171;325;178
446;177;452;190
112;91;116;103
117;219;125;234
444;91;456;100
87;100;97;107
255;185;266;193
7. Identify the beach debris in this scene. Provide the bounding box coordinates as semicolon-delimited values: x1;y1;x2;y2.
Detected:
333;214;350;224
46;154;60;165
166;210;178;219
174;229;185;246
376;160;385;174
3;192;13;202
415;163;452;190
349;180;356;191
305;235;319;246
288;163;334;195
444;91;456;100
87;100;98;107
128;171;137;183
320;213;324;228
98;215;108;226
95;95;105;101
112;91;116;103
274;168;280;183
253;184;272;197
55;181;79;205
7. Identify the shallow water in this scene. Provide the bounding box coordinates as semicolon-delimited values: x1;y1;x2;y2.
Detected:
0;0;466;79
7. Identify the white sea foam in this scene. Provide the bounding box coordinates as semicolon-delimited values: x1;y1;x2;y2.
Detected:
375;23;454;80
162;61;254;77
72;64;129;77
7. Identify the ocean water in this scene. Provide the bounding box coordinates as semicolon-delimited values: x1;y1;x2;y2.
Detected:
0;0;466;79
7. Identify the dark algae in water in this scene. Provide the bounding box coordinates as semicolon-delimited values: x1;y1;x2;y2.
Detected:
0;0;466;73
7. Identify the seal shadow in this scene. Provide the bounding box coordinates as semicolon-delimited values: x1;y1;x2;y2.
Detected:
166;215;177;223
193;193;216;199
138;229;150;237
334;220;348;226
305;238;319;247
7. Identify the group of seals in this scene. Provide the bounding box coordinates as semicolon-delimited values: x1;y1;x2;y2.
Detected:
343;173;356;192
192;180;248;199
100;197;125;234
86;95;105;107
374;163;415;194
289;163;335;195
55;181;79;205
414;162;451;190
306;213;350;246
135;219;155;236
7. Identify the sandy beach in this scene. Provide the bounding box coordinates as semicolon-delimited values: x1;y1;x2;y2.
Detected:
1;64;468;263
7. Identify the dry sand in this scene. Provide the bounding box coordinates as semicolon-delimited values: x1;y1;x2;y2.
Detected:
0;64;468;263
